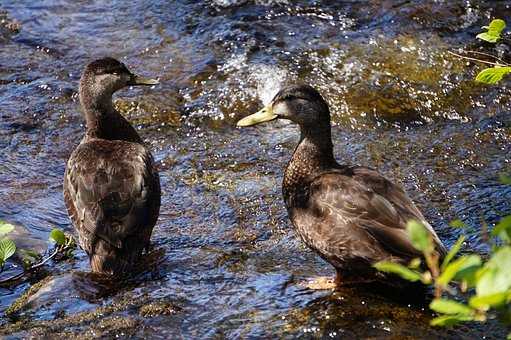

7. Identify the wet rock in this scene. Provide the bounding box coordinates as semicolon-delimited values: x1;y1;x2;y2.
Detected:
6;273;110;320
82;316;140;338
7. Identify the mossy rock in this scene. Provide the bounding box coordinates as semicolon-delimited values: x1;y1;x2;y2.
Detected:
139;301;181;318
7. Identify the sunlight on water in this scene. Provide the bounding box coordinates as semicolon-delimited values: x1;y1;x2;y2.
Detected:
250;63;288;105
212;0;289;8
0;0;510;338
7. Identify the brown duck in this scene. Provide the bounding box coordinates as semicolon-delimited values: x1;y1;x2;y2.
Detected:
64;58;161;275
237;84;446;288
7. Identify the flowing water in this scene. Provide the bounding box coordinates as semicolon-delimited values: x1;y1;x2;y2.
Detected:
1;0;511;338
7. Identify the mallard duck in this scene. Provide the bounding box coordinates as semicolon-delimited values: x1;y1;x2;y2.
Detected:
237;84;446;288
64;58;161;276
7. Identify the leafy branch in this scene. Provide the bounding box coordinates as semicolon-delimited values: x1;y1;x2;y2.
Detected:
374;174;511;329
0;222;76;285
449;19;511;85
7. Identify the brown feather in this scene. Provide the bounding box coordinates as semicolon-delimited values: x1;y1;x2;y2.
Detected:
275;84;446;282
63;58;161;276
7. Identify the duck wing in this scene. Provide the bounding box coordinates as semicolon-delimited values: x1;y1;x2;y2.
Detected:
64;140;161;254
308;168;445;263
349;166;446;256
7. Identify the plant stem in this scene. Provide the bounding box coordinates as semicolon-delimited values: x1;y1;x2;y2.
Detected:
425;251;443;298
0;244;72;285
462;50;510;66
447;51;509;67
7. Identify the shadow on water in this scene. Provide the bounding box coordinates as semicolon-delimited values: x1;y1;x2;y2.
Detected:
0;0;510;338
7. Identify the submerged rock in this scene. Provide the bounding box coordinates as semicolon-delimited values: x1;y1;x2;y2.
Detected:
6;272;116;320
0;10;20;41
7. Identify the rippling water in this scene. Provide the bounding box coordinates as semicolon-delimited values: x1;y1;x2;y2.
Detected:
1;1;511;338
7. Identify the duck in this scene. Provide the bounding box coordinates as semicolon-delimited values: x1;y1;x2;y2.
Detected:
237;84;446;288
63;57;161;276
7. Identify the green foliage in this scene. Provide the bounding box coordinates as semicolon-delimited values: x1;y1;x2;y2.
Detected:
0;222;75;283
408;257;421;269
430;314;476;327
0;220;16;268
500;173;511;185
49;228;66;246
476;246;511;296
373;261;422;282
374;212;510;328
476;67;511;84
492;216;511;242
469;292;508;310
0;221;14;236
448;219;465;228
388;19;511;330
468;19;511;85
438;254;481;286
0;238;16;267
407;220;432;254
430;299;474;315
477;19;506;43
441;235;465;271
19;249;42;269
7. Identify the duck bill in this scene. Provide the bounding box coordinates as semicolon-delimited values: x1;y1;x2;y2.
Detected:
236;105;277;127
129;75;159;86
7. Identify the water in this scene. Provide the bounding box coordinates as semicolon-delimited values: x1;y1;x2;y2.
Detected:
0;0;510;338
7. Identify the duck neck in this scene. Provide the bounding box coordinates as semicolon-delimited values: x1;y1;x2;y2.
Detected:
79;85;142;143
283;121;336;203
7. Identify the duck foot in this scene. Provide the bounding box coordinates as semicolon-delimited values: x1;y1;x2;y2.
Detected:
302;276;338;290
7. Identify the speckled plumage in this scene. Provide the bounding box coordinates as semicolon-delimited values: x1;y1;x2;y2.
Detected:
253;84;446;282
63;58;160;275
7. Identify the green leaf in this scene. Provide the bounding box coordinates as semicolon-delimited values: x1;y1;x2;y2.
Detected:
476;246;511;296
475;67;511;85
438;255;482;286
409;258;421;269
499;173;511;185
476;19;506;43
407;220;432;254
441;235;466;271
0;221;14;236
458;264;480;288
49;229;66;245
477;32;500;43
430;314;475;327
469;292;509;310
488;19;506;33
492;216;511;243
430;298;474;315
0;238;16;262
20;249;40;260
449;219;465;228
373;261;422;282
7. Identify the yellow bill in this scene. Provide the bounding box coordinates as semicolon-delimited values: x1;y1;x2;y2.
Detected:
129;75;159;86
236;105;277;127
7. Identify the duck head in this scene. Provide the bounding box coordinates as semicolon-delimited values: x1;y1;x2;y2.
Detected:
79;57;158;115
237;84;331;129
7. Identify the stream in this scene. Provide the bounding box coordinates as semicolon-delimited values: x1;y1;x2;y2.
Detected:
0;0;510;338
